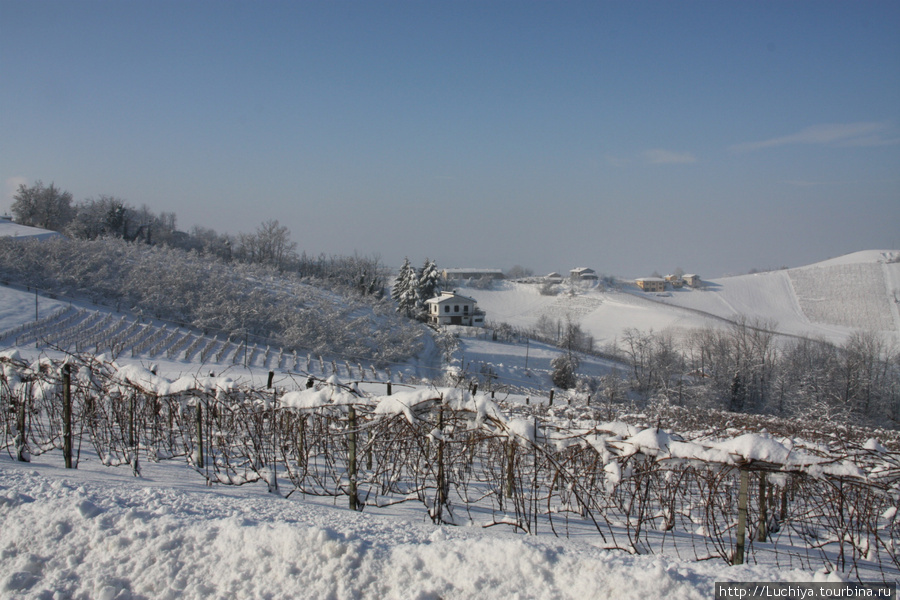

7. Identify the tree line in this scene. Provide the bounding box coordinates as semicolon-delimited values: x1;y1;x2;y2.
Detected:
8;181;388;296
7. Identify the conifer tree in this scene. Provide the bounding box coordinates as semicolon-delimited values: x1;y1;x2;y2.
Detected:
392;257;419;317
418;258;441;305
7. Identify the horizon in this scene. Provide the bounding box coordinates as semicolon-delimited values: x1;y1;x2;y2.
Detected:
2;0;898;279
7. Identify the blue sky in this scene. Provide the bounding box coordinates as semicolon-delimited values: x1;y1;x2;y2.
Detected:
2;0;898;277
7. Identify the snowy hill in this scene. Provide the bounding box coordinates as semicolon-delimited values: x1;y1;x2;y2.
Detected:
469;250;900;348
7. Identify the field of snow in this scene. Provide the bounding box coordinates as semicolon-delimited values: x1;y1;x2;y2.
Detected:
472;250;900;350
2;455;848;600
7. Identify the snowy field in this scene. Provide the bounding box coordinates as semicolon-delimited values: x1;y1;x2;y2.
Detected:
474;250;900;350
0;453;866;600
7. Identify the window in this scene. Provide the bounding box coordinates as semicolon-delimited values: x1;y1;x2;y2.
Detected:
444;305;450;313
464;305;469;313
454;305;460;312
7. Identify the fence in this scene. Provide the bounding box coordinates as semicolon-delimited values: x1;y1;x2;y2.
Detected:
1;351;898;582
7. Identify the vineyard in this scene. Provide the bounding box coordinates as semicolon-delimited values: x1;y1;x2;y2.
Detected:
2;350;898;583
0;304;374;375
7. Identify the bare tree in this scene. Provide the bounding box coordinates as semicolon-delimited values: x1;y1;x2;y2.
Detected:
11;181;74;231
237;220;298;270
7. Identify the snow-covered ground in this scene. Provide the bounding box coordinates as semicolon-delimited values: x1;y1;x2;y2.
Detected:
2;454;849;600
2;251;900;598
472;250;900;349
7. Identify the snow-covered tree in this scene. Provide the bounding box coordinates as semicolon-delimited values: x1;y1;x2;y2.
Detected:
11;181;74;231
418;258;441;305
392;257;419;318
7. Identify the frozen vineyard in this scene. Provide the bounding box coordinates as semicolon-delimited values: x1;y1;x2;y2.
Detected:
790;262;896;331
1;350;898;584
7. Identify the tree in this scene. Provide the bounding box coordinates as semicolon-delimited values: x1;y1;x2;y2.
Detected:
418;258;441;304
237;220;297;270
506;265;533;279
11;181;75;231
68;195;128;240
551;352;579;389
392;257;419;318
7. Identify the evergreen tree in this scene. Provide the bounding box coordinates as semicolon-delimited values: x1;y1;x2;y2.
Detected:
392;257;419;317
418;258;441;305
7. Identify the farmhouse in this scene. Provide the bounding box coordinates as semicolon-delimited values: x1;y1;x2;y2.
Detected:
424;290;485;327
665;274;684;288
683;274;701;287
442;268;504;281
569;267;598;280
635;277;666;292
545;272;563;283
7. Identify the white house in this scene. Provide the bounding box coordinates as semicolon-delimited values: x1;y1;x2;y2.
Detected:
424;291;485;327
683;274;701;287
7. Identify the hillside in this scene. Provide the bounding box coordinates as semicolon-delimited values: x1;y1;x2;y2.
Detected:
468;250;900;348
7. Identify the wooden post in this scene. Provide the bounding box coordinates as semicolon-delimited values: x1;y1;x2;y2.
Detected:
734;467;750;565
549;389;554;406
195;401;204;468
757;472;768;542
505;439;515;498
267;371;278;494
129;392;139;476
348;404;359;511
435;404;445;522
386;381;392;396
16;382;28;462
62;364;73;468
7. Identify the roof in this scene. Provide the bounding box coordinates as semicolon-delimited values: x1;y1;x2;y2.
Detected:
636;277;665;282
424;290;478;305
0;217;64;241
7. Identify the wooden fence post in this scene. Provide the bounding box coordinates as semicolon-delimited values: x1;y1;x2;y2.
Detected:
435;403;445;522
757;472;768;542
267;371;278;494
16;382;28;462
63;364;73;468
549;389;554;406
195;400;204;469
505;439;515;499
734;467;750;565
348;404;359;511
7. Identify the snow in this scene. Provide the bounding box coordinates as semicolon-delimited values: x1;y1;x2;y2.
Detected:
467;249;900;352
2;251;900;597
0;218;63;242
0;457;831;600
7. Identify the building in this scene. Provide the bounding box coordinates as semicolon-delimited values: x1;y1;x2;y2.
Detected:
424;291;485;327
545;272;563;283
569;267;599;280
635;277;666;292
0;215;64;242
682;274;701;288
441;268;504;281
665;274;684;288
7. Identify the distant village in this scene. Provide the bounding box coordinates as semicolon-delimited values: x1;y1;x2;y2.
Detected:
434;266;702;328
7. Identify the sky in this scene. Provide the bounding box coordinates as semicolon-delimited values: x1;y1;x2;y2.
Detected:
1;0;899;278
